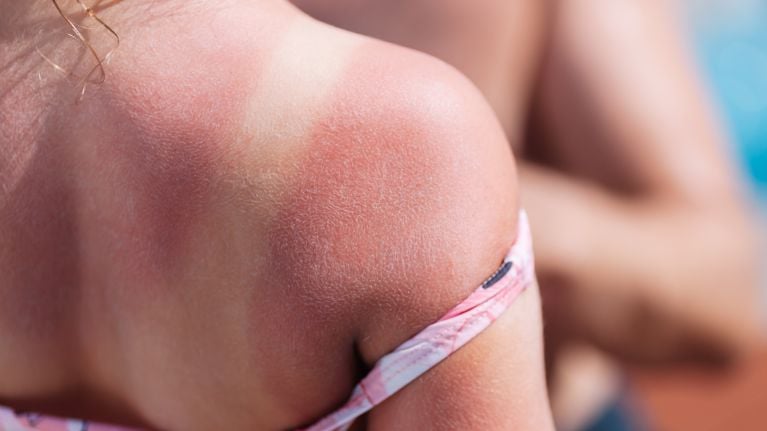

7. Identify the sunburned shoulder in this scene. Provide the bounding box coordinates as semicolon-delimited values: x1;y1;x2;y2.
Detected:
255;19;523;364
0;6;525;428
97;3;521;361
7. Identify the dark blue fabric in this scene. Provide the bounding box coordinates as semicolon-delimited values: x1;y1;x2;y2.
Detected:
580;390;649;431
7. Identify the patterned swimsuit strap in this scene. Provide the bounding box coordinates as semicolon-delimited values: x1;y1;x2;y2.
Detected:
302;210;535;431
0;211;534;431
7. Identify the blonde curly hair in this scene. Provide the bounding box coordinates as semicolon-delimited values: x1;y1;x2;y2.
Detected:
47;0;119;100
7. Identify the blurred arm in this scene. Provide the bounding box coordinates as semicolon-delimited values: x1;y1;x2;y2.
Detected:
527;0;763;364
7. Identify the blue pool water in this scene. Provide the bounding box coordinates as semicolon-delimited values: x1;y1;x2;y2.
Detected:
686;1;767;313
688;3;767;200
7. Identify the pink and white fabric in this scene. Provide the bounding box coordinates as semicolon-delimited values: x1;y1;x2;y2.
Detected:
0;407;138;431
302;210;535;431
0;211;534;431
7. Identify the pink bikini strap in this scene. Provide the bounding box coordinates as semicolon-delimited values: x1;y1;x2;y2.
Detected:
0;407;138;431
301;210;535;431
0;211;534;431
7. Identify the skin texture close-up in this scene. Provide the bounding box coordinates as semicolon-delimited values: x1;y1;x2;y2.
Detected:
289;0;763;430
3;0;759;430
1;1;554;430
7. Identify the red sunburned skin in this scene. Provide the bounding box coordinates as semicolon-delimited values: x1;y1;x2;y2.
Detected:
265;38;520;369
267;46;450;302
0;10;521;428
253;40;450;419
89;8;294;278
0;4;299;407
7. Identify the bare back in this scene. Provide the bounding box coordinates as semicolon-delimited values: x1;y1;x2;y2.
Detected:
0;1;550;430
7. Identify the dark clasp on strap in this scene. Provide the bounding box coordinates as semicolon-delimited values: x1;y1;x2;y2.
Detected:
481;260;513;289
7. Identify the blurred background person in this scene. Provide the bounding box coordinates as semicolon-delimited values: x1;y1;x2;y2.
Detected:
634;1;767;430
0;1;555;429
526;1;764;430
291;0;766;430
